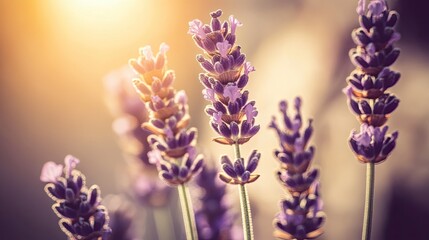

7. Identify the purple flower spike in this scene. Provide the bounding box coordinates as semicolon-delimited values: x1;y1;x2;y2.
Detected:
345;0;400;164
270;98;325;239
104;66;173;208
219;151;260;185
129;43;205;185
41;156;111;240
348;0;400;75
189;9;260;146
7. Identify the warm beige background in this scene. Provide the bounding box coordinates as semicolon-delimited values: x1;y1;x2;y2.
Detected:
1;0;428;239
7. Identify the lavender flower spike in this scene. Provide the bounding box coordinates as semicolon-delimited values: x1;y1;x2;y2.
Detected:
130;43;201;240
345;0;401;128
129;43;204;186
189;10;260;240
41;155;111;240
104;66;171;207
270;97;325;240
344;1;401;239
189;9;260;146
345;0;400;163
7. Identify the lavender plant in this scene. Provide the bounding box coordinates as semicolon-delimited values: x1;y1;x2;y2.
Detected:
344;0;400;239
195;165;242;240
129;43;204;240
269;97;325;240
188;9;260;240
40;155;112;240
104;67;176;240
104;67;171;208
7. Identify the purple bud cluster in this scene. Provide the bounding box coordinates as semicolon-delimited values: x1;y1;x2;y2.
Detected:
274;185;324;240
270;98;325;240
40;156;111;240
218;150;260;185
345;0;399;164
189;9;260;145
349;123;398;164
129;43;203;185
195;166;242;240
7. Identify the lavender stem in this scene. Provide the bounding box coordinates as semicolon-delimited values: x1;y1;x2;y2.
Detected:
362;162;375;240
178;183;198;240
234;143;254;240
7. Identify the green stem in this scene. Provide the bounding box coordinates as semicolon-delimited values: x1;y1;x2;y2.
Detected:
362;162;375;240
239;184;254;240
234;143;254;240
178;183;198;240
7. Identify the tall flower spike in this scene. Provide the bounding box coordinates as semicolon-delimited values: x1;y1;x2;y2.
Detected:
129;43;204;186
189;10;260;240
345;0;401;129
41;156;111;240
130;43;202;240
270;97;325;240
104;66;171;207
344;1;400;239
189;9;260;146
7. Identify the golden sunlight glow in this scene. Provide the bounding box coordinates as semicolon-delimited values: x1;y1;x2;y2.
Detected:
44;0;151;36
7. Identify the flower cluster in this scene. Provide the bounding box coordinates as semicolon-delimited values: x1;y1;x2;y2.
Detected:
349;124;398;164
104;67;171;206
218;150;260;185
129;43;203;185
189;9;261;188
188;9;260;146
274;186;324;240
195;166;242;240
40;155;111;240
270;98;325;240
345;0;400;164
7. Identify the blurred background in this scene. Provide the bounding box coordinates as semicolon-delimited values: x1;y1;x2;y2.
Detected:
1;0;429;239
